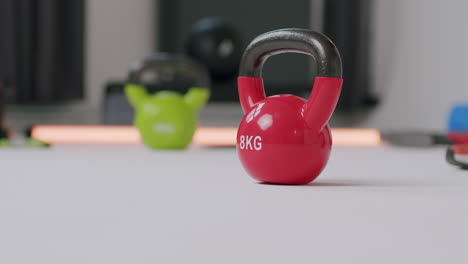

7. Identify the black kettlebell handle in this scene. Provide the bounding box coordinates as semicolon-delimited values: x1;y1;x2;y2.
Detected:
239;28;342;78
127;53;211;88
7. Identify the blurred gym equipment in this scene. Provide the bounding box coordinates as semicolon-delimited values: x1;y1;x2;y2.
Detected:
186;17;242;80
157;0;376;111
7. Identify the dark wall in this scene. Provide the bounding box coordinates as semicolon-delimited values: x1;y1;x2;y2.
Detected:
0;0;85;104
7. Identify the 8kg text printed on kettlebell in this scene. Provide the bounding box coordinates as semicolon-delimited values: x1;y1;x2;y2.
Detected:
238;135;262;151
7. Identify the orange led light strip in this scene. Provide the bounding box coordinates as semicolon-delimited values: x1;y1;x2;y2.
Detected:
31;125;382;147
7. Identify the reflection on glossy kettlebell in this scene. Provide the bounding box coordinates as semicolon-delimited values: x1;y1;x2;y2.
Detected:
125;53;210;150
236;29;343;184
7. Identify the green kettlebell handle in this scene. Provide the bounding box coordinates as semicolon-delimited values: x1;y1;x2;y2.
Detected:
127;52;211;88
184;87;211;111
125;84;209;112
125;52;211;110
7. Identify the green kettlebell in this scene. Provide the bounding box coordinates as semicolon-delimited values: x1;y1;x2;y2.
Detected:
124;53;210;150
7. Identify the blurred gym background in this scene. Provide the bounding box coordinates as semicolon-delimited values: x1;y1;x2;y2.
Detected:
0;0;458;133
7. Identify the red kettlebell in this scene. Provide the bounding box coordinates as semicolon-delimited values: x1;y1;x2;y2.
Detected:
236;28;343;185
